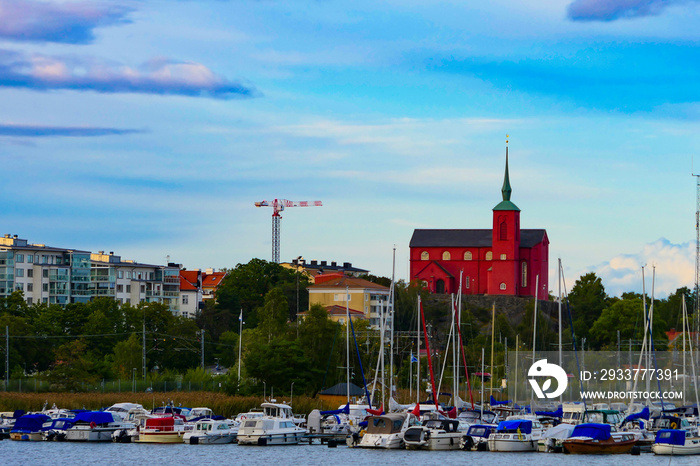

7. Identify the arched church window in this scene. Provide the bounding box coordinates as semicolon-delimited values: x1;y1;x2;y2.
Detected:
521;261;528;288
500;282;506;290
464;251;472;261
485;251;492;261
500;221;507;241
442;251;451;261
421;251;429;260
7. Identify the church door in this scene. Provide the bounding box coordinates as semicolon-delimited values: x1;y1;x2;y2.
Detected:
436;279;445;294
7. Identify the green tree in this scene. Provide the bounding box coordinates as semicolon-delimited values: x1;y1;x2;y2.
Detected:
244;339;322;394
568;272;609;343
112;333;143;379
256;288;290;343
48;339;99;391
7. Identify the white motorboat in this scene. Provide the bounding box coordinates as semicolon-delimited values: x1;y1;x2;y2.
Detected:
237;402;307;446
652;429;700;455
487;417;544;452
64;411;133;442
184;419;239;444
355;413;414;449
104;403;145;422
404;418;463;450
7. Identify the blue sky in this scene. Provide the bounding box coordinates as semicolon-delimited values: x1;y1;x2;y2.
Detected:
1;0;699;297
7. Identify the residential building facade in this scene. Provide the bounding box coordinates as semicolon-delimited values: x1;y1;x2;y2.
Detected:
0;234;182;313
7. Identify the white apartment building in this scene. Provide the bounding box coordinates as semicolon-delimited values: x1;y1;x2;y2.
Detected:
0;234;180;314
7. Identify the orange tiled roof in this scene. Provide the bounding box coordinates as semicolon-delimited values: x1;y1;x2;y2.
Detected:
179;270;199;291
202;271;226;288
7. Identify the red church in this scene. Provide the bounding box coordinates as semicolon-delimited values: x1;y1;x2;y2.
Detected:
409;146;549;300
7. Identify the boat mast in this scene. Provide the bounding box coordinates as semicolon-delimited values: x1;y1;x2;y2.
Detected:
490;302;495;403
346;285;350;406
558;259;562;403
530;274;539;408
390;246;396;403
417;296;421;404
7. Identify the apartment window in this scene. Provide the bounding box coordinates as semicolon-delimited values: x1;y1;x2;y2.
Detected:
15;254;24;263
118;271;123;279
126;271;132;279
26;297;32;305
333;293;348;302
15;283;23;291
126;285;131;293
464;251;472;261
140;285;145;293
126;298;131;304
15;268;23;277
42;283;48;292
27;283;33;292
27;269;33;278
42;255;48;264
42;269;48;278
117;285;124;293
182;295;189;305
43;298;48;304
27;255;33;263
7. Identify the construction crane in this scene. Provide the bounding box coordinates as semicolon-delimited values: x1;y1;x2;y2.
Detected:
255;199;323;263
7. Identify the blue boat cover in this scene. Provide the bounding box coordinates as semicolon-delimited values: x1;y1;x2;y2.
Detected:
11;414;51;432
535;405;563;418
497;420;532;434
320;403;350;416
490;395;511;406
622;406;650;425
570;423;611;440
74;411;114;425
467;424;494;438
12;410;25;419
655;429;685;446
47;418;76;430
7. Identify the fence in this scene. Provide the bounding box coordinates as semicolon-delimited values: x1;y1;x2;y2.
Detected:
1;378;229;393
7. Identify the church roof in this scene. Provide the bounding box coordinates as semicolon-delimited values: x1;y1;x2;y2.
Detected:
409;229;547;248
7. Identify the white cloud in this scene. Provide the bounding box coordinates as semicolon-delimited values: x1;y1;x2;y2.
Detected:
583;238;694;298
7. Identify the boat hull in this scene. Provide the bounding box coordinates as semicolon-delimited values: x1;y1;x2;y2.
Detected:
237;432;304;445
135;431;185;443
10;432;43;441
488;437;538;452
184;433;237;445
356;433;405;449
563;438;636;454
65;427;118;442
653;443;700;455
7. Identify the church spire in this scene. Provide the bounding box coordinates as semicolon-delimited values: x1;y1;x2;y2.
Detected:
493;135;520;212
502;136;512;202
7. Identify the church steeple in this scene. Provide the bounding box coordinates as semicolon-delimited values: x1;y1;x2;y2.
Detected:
493;135;520;211
502;142;512;202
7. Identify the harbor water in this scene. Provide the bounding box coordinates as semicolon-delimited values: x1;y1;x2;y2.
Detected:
3;441;700;466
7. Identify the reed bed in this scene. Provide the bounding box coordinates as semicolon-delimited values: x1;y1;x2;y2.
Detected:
0;392;338;418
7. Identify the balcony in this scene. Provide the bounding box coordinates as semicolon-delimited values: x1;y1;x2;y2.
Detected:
163;291;179;297
145;291;161;297
90;275;112;282
164;277;179;284
92;289;115;296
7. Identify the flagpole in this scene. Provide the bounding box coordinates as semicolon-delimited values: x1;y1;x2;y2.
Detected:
238;308;243;382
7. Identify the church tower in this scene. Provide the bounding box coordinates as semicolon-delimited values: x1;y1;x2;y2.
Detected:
489;137;521;295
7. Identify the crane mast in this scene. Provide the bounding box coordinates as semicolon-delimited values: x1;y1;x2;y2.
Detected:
255;199;322;263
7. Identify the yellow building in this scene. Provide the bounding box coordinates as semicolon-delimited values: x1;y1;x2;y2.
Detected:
306;274;390;329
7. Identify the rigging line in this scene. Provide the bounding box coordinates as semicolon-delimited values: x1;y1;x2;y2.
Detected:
11;331;136;339
560;261;587;413
349;314;372;409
